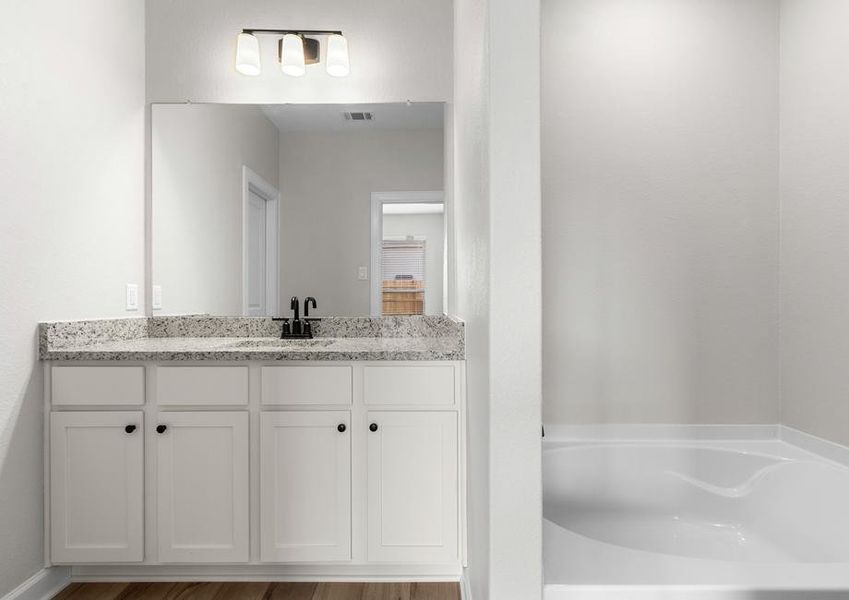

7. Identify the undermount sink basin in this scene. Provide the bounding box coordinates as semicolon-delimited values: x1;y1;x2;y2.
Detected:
228;338;334;349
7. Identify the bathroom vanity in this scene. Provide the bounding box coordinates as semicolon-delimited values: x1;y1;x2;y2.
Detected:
41;316;465;580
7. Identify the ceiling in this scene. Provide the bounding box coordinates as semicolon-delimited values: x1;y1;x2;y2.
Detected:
260;102;444;133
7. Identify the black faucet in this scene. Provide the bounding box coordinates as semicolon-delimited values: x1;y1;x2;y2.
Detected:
290;296;302;335
304;296;317;317
273;296;318;339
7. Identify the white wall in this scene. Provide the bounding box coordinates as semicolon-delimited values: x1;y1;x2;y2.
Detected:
0;0;145;595
780;0;849;446
152;104;279;315
452;0;491;596
542;0;781;425
383;213;445;315
487;0;543;595
453;0;543;596
278;129;443;316
145;0;452;104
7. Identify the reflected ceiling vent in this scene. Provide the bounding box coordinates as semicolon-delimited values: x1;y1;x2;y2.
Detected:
343;111;374;122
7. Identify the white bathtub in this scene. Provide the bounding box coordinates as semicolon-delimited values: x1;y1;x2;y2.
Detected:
543;434;849;599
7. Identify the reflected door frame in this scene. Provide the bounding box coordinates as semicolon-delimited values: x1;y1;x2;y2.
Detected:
242;166;280;317
370;191;444;317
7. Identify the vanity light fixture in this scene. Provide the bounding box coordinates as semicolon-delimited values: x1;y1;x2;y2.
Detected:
234;29;349;77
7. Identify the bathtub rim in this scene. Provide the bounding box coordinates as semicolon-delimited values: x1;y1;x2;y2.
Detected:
542;424;849;469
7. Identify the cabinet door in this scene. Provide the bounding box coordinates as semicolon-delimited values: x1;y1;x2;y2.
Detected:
260;411;351;562
156;412;249;563
367;411;458;563
50;411;143;563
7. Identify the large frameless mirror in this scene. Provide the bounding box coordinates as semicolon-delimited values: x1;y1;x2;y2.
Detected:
151;102;447;318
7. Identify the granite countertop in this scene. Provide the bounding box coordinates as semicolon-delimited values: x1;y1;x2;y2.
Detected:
39;316;465;362
42;335;463;361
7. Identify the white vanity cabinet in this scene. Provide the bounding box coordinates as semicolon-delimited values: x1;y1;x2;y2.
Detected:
46;360;465;579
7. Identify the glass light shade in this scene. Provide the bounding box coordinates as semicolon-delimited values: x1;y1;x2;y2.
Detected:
280;34;306;77
326;34;350;77
235;33;261;76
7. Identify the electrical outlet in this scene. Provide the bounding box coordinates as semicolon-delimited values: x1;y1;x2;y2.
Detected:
358;266;368;281
126;284;139;311
152;285;163;310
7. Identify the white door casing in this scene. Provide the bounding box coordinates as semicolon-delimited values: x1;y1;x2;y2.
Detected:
247;191;267;315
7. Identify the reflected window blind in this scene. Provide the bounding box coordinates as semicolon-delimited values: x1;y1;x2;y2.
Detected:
381;240;426;282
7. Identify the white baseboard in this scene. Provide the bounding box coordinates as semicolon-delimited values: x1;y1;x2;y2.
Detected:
2;568;71;600
70;563;461;582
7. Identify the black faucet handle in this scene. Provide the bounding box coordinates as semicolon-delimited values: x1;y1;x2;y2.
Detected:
272;317;291;338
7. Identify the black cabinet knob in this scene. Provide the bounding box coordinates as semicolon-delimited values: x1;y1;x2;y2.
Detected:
156;425;167;434
337;423;347;433
125;424;136;434
369;423;378;432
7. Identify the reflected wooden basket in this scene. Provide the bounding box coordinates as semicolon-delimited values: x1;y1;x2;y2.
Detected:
382;279;425;315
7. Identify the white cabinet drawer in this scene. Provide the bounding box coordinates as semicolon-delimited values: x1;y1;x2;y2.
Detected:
364;365;455;406
261;366;352;405
52;366;144;406
156;366;249;406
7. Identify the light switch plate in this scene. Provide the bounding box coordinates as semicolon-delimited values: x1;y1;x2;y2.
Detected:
152;285;162;310
358;266;368;281
126;284;139;311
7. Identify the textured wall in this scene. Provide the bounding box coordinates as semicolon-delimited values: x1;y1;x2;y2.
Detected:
0;0;145;594
454;0;543;596
452;0;491;595
487;0;543;594
780;0;849;446
542;0;780;425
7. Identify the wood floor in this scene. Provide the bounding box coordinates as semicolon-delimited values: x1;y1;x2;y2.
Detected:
52;582;460;600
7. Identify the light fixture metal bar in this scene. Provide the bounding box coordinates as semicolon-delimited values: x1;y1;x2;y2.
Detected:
242;28;343;36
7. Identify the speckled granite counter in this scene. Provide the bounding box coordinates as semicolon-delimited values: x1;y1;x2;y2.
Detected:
39;316;464;361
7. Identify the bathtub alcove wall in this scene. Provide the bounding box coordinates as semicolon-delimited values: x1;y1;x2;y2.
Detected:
542;0;849;459
543;0;780;428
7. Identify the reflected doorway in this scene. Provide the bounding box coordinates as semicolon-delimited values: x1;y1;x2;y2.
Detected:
370;192;445;317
